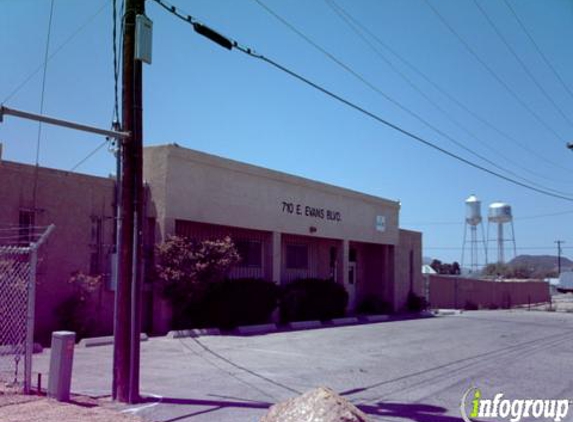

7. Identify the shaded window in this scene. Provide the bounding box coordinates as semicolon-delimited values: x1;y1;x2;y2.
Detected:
286;244;308;269
236;240;262;268
89;251;100;276
89;217;103;276
329;246;337;267
19;210;35;243
349;248;357;263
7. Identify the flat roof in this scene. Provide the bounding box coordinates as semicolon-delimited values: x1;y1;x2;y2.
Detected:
144;144;400;209
0;159;115;186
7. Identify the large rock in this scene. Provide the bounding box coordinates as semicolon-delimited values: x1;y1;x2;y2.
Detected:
260;387;370;422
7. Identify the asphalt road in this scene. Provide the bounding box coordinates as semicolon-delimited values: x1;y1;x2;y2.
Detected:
34;310;573;422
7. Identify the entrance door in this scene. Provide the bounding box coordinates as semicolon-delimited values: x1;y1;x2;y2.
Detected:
347;261;357;311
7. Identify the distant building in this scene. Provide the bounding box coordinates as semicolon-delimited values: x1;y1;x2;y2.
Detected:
0;144;423;340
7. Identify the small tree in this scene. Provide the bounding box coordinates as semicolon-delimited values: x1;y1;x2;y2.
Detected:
156;235;241;328
156;235;240;286
430;259;461;275
430;259;442;274
55;271;103;340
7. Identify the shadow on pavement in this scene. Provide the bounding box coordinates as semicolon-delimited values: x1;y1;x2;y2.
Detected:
358;402;466;422
141;395;272;422
142;396;469;422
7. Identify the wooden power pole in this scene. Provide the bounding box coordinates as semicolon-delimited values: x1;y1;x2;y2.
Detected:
113;0;145;404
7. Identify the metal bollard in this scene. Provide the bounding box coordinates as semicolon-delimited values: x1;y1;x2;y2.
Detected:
48;331;76;402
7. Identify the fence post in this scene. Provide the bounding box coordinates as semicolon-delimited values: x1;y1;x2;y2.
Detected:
24;247;37;394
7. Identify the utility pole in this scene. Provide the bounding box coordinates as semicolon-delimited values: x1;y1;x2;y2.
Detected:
113;0;144;404
555;240;565;276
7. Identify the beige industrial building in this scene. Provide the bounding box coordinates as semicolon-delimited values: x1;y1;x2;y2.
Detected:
0;144;422;340
144;145;422;333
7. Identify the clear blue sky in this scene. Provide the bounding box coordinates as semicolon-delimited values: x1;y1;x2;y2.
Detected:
2;0;573;265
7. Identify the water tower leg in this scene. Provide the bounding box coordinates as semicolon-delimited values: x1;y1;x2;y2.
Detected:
510;220;517;260
480;222;488;267
471;225;477;272
498;223;504;264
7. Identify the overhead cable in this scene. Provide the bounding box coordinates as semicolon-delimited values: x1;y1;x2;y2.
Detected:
149;0;573;202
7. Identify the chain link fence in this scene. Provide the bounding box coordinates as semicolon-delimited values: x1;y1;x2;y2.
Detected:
0;225;54;393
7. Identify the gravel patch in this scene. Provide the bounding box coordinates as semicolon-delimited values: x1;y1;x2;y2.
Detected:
0;386;143;422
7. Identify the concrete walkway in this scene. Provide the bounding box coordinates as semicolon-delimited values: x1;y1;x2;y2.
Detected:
32;310;573;421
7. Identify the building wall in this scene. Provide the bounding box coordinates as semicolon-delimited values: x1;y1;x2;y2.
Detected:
393;229;423;311
0;145;422;338
144;145;400;246
0;160;116;343
428;275;550;309
144;145;422;329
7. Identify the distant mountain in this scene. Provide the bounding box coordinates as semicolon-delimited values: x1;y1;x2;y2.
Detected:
508;255;573;274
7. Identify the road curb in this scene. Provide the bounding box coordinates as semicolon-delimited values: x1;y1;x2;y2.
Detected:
331;317;359;326
235;323;278;335
288;320;322;330
77;333;148;348
166;328;221;338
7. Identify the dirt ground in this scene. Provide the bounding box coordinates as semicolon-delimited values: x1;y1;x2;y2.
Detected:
0;386;143;422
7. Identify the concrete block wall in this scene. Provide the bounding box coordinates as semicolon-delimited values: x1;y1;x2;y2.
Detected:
428;275;550;309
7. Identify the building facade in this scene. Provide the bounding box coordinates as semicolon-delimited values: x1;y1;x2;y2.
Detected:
144;145;423;333
0;144;422;340
0;158;117;343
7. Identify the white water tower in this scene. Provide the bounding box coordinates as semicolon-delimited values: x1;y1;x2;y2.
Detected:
487;201;517;264
461;194;487;272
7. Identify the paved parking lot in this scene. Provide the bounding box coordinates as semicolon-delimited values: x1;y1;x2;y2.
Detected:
33;310;573;421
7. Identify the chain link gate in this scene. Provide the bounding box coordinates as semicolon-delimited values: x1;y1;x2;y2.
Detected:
0;224;54;393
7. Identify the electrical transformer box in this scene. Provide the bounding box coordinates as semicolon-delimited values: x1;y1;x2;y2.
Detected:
135;14;152;64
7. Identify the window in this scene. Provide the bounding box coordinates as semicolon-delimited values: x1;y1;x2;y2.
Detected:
90;216;103;275
349;248;357;263
286;244;308;269
329;246;337;267
18;210;35;243
89;251;100;276
236;240;262;268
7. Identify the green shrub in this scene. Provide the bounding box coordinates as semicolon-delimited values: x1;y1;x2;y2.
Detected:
169;278;279;330
202;278;279;329
357;294;392;315
280;278;348;323
464;300;479;311
406;291;427;312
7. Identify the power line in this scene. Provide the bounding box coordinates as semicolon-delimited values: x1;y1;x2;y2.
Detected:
113;0;120;123
2;0;110;105
252;0;573;197
503;0;573;103
424;0;567;145
404;209;573;226
112;0;125;125
426;246;573;251
472;0;573;129
32;0;55;216
150;0;573;202
69;139;110;172
323;0;573;194
324;0;573;182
